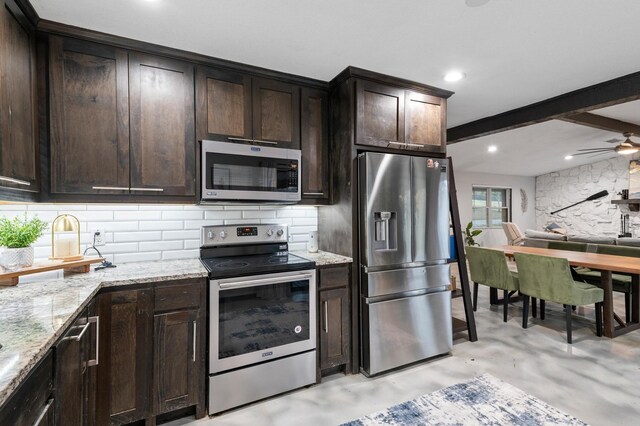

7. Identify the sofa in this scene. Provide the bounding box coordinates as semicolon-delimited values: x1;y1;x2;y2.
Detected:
524;229;640;251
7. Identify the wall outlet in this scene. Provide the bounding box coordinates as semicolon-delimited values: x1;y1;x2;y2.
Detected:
92;229;105;246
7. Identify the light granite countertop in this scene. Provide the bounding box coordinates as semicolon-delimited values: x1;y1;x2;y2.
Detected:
0;250;350;409
0;258;207;409
292;250;352;266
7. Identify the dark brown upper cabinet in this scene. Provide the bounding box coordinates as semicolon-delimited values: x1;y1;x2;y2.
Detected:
355;79;405;149
0;0;39;193
252;78;300;149
195;66;251;142
196;68;300;149
405;90;446;154
300;87;329;204
49;37;196;198
49;36;130;195
352;71;450;154
129;53;195;196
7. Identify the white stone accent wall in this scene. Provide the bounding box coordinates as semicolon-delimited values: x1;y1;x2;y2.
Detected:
535;154;640;237
0;204;317;264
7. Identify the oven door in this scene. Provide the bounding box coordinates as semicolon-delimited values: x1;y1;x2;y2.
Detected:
201;140;301;202
210;270;316;374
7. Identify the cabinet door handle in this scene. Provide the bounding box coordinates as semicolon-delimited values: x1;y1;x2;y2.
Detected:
92;186;129;191
129;187;164;192
228;137;278;145
0;175;31;186
64;320;91;341
87;316;99;367
192;321;197;363
33;398;54;426
323;301;329;333
303;192;325;196
387;141;426;149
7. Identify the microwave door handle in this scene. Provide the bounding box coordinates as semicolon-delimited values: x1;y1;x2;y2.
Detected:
218;273;313;290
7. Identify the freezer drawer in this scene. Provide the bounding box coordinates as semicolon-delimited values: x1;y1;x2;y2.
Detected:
361;264;450;298
362;291;452;376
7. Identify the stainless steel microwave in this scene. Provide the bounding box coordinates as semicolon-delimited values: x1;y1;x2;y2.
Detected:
201;140;301;203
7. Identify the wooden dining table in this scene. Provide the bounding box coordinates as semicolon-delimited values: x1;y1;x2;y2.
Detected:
497;245;640;338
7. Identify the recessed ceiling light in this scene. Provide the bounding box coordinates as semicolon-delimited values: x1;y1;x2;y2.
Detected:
487;145;497;153
444;70;465;82
564;155;574;160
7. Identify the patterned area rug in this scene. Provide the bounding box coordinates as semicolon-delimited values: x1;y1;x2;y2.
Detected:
341;374;587;426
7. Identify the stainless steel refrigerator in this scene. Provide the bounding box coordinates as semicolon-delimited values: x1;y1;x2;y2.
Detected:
358;152;452;376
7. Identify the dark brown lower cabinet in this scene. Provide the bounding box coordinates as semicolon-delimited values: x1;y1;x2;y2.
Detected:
95;279;206;425
317;265;352;379
55;305;98;426
0;351;53;425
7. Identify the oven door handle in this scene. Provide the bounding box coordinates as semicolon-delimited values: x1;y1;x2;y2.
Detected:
218;273;313;290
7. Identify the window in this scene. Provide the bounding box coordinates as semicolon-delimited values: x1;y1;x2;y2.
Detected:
472;187;511;228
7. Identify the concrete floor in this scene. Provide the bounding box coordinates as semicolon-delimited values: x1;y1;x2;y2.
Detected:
173;287;640;426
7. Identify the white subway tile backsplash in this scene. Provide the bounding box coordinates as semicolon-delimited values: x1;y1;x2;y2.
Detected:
114;211;162;221
139;220;183;231
0;204;317;264
204;210;242;220
242;210;276;219
163;230;201;240
162;210;203;220
114;231;162;243
139;240;183;252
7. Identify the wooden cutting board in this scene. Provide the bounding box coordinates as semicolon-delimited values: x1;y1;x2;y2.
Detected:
0;256;104;286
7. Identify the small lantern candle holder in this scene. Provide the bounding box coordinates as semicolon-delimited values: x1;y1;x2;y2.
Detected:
51;214;83;261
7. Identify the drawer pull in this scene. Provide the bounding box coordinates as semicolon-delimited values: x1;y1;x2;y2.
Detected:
130;187;164;192
33;398;54;425
0;175;31;186
92;186;129;191
64;320;91;341
303;192;325;196
386;141;425;149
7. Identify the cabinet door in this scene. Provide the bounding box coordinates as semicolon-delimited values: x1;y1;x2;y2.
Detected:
355;79;405;148
129;53;195;196
55;311;88;426
49;36;130;195
153;309;199;415
301;87;329;203
95;289;153;425
252;78;300;148
319;287;350;370
196;66;251;142
405;90;446;153
0;1;38;192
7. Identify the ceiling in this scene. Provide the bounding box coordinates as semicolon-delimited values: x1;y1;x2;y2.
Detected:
30;0;640;128
448;100;640;176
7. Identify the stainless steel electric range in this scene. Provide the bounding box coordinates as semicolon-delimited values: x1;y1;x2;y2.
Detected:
200;224;317;415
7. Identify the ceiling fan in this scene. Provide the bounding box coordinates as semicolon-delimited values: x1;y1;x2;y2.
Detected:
573;132;640;157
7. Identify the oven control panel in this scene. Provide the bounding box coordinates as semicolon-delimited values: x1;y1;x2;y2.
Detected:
201;224;288;247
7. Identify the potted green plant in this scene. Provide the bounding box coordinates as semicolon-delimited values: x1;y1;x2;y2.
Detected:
464;221;482;246
0;214;48;271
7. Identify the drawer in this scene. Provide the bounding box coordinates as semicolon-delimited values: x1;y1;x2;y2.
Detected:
154;280;202;312
319;266;350;290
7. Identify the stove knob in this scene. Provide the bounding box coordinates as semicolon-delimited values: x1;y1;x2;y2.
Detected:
266;229;274;237
208;231;214;240
219;230;227;239
276;229;284;237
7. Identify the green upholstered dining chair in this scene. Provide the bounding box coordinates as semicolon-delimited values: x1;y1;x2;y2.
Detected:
578;244;636;323
514;252;604;344
466;246;519;322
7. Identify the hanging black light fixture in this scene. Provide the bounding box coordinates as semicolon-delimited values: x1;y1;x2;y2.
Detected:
550;190;609;215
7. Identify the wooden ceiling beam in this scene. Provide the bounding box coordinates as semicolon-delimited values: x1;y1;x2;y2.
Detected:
558;112;640;136
447;70;640;144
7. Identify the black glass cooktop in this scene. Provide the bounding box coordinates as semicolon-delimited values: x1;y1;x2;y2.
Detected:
201;253;315;279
